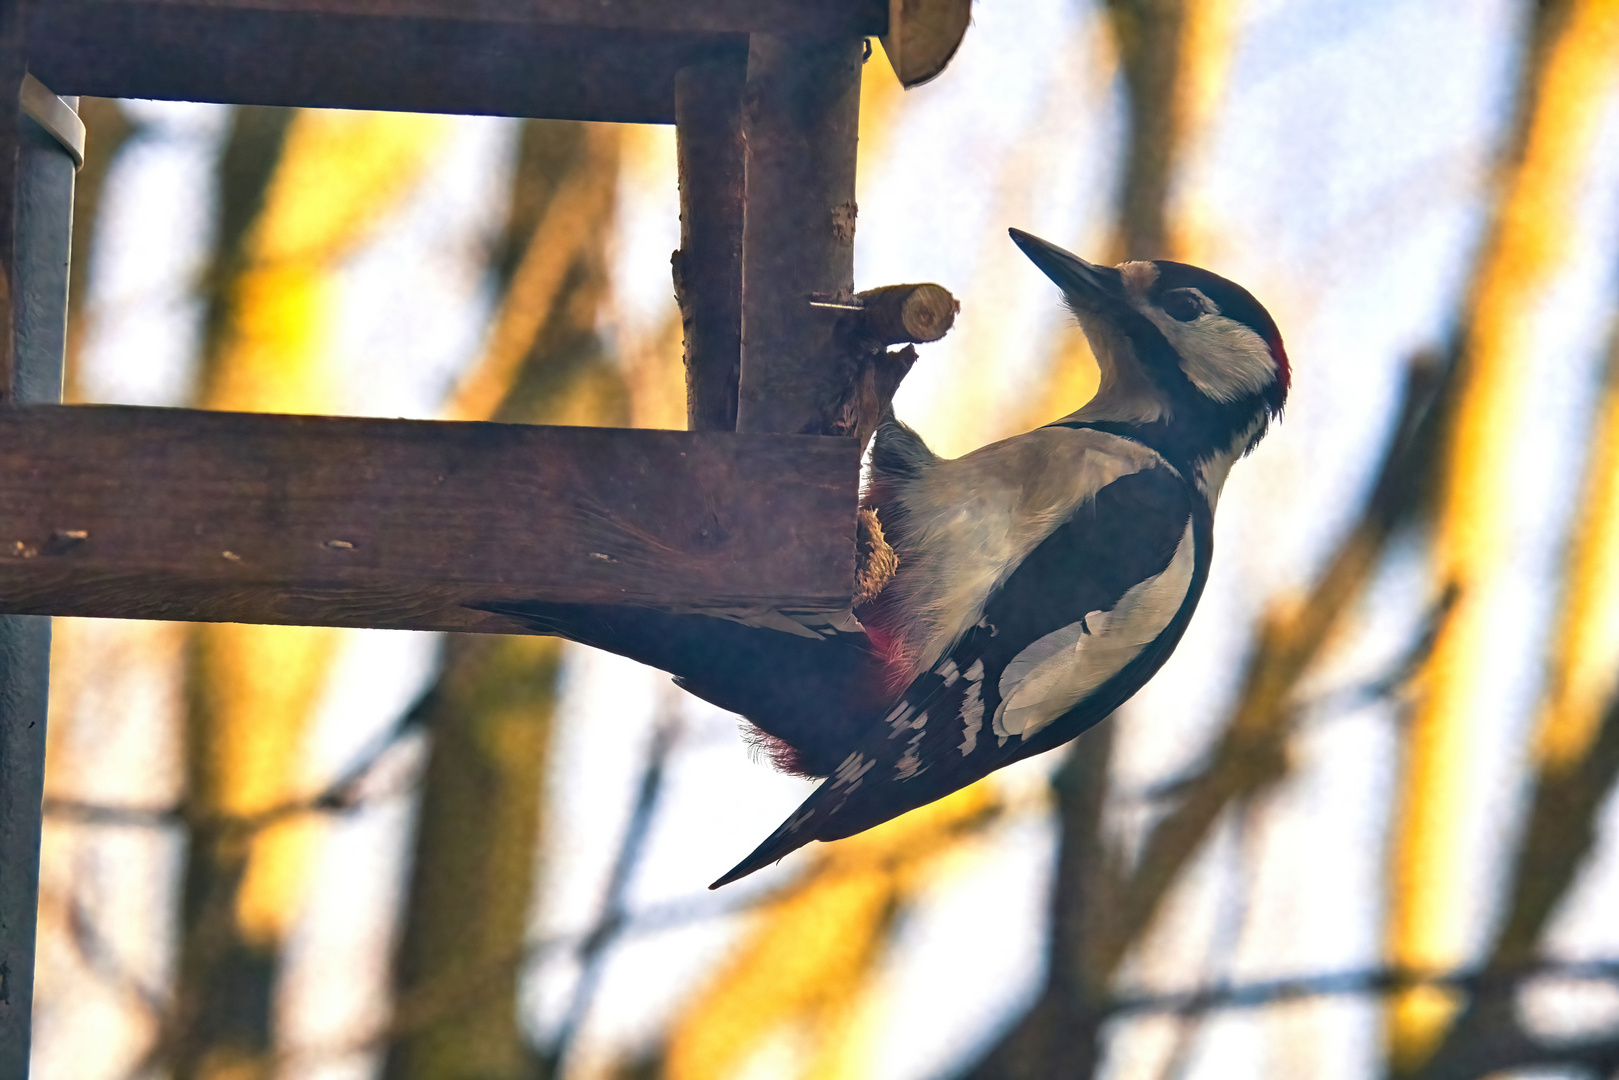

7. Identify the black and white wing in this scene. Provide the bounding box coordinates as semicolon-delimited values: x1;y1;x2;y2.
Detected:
712;459;1209;887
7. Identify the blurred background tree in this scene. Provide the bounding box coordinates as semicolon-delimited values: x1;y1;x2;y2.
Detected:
30;2;1619;1079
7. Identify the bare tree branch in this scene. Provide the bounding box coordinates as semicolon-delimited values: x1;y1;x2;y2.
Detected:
538;705;681;1077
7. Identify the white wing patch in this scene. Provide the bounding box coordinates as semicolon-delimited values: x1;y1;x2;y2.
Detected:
877;427;1170;683
895;731;927;779
831;751;876;791
959;658;986;756
991;520;1196;740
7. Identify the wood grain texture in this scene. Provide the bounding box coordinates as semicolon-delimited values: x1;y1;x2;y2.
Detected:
856;283;957;345
25;0;887;123
27;4;743;123
59;0;888;36
674;55;747;432
0;406;859;631
735;34;863;436
879;0;972;88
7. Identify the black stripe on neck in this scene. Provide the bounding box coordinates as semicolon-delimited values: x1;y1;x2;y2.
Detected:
1045;419;1197;481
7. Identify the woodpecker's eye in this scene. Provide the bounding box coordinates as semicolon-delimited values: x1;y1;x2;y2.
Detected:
1161;288;1207;322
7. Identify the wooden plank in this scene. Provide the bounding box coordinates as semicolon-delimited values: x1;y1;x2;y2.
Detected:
0;405;860;632
735;34;863;436
65;0;889;37
27;3;743;123
25;0;886;123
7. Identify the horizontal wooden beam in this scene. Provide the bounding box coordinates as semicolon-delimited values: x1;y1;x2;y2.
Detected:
27;4;737;123
26;0;885;122
66;0;890;37
0;405;859;633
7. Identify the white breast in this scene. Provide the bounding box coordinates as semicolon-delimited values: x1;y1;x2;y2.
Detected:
992;520;1196;740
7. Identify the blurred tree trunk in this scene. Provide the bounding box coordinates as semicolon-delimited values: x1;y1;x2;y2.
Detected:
382;119;625;1080
170;106;443;1080
1105;0;1188;263
1410;305;1619;1079
63;96;135;400
1021;0;1238;457
963;727;1116;1080
1386;0;1619;1070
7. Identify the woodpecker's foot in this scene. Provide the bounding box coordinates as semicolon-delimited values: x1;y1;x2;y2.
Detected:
854;506;898;606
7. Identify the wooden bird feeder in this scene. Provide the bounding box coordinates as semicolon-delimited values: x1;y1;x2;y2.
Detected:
0;0;972;1067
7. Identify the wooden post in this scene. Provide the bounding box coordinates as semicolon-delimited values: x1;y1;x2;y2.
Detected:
735;33;863;436
673;47;747;432
0;66;78;1077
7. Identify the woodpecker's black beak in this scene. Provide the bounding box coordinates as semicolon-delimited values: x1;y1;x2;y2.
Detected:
1009;229;1126;311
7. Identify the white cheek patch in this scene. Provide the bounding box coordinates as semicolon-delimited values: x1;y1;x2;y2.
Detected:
1151;313;1275;403
992;521;1196;740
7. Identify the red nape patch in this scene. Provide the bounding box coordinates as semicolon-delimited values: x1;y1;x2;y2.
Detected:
742;723;824;779
1269;332;1292;398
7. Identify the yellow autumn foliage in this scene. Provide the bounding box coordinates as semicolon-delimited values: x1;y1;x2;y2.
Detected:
194;109;445;944
664;783;998;1080
1021;0;1237;434
1534;344;1619;768
1388;0;1619;1065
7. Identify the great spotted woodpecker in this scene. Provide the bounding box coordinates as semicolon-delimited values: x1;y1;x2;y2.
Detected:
492;230;1289;888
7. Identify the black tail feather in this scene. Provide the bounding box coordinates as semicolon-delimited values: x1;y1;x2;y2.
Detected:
709;812;819;889
474;601;886;777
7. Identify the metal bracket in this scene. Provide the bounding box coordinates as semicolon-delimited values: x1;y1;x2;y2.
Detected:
19;73;84;168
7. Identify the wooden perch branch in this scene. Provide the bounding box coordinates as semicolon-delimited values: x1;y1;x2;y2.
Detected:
850;283;958;346
819;283;956;451
730;33;957;454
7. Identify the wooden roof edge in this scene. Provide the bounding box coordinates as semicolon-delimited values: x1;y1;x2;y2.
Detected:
59;0;891;40
880;0;973;89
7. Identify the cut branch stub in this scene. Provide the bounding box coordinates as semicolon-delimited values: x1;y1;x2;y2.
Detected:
855;282;958;345
813;282;956;451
